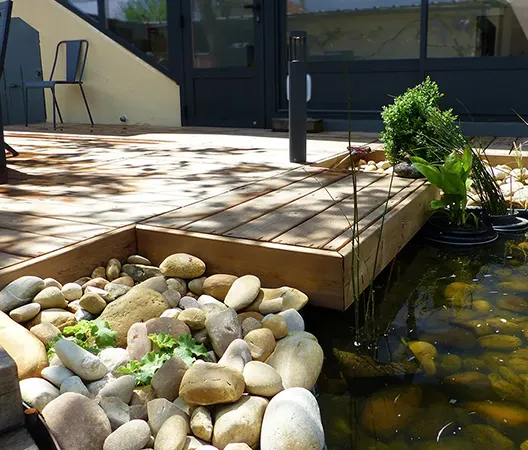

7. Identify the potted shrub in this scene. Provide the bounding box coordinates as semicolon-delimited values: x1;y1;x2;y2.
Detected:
422;108;528;233
410;148;498;246
381;77;457;177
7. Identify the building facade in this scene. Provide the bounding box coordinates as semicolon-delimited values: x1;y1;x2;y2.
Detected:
10;0;528;134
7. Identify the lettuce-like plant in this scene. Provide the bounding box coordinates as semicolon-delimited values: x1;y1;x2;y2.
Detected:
410;148;478;227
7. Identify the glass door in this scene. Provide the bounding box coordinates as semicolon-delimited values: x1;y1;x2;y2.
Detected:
182;0;265;127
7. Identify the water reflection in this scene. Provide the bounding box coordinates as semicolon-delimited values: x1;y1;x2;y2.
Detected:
308;234;528;449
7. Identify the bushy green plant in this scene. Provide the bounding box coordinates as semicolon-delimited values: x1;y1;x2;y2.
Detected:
381;77;458;165
410;148;478;227
117;332;208;386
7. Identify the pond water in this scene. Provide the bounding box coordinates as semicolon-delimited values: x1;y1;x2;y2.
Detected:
306;232;528;450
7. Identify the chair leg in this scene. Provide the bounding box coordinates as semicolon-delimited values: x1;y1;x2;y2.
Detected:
52;90;64;125
24;88;29;127
51;87;57;130
79;84;94;127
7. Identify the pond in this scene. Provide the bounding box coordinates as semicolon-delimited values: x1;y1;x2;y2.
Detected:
306;232;528;450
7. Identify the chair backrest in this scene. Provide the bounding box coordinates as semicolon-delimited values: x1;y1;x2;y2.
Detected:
49;39;89;83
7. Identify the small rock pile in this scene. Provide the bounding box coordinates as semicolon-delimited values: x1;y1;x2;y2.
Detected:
469;163;528;209
357;159;392;173
0;253;325;450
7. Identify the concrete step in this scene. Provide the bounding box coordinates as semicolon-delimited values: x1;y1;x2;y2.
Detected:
271;117;324;133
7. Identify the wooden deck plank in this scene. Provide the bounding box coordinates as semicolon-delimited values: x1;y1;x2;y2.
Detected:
273;176;417;248
487;136;517;152
0;252;28;268
0;228;77;258
0;212;111;240
471;136;495;150
515;137;528;150
142;166;325;229
324;179;426;250
224;172;385;242
183;170;352;235
0;226;137;288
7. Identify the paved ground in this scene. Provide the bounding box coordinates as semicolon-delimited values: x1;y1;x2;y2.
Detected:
0;126;375;269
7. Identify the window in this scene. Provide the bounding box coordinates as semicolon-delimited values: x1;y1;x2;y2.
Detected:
427;0;528;57
286;0;421;61
105;0;169;67
191;0;255;68
63;0;99;22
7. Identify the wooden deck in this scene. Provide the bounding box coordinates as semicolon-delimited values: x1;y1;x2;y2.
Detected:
0;125;438;309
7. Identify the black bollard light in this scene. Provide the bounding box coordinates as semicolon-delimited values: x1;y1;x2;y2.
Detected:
288;30;308;164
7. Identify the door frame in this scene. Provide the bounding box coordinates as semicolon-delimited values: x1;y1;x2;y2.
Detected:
178;0;270;128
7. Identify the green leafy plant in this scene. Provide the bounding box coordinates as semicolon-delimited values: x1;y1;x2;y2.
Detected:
46;320;117;360
381;77;458;165
419;107;507;216
410;148;479;227
62;320;117;353
117;333;208;386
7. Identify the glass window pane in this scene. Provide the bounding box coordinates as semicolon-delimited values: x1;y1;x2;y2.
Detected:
105;0;169;67
286;0;421;61
65;0;99;21
428;0;528;57
191;0;255;68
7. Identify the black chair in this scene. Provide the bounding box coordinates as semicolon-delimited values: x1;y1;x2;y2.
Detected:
24;39;94;129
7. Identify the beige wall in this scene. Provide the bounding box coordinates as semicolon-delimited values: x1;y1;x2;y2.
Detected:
12;0;181;127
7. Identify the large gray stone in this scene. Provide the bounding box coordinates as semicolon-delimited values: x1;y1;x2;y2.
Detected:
55;338;108;381
9;303;41;323
19;377;60;412
41;366;75;387
260;388;324;450
100;396;131;430
99;347;130;372
138;276;168;293
278;309;305;332
0;276;44;313
60;376;89;397
103;419;151;450
213;395;268;449
151;355;188;401
205;308;242;357
42;393;112;450
98;375;136;404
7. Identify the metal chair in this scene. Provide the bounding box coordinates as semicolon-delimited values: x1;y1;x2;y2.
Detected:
24;39;94;129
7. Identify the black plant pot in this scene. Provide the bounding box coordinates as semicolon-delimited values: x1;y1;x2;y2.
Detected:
489;211;528;233
393;161;425;179
422;215;498;246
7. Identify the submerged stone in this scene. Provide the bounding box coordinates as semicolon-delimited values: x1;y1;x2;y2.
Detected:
478;335;522;351
360;385;422;439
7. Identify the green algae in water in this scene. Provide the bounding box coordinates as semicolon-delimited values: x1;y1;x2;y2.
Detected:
306;234;528;450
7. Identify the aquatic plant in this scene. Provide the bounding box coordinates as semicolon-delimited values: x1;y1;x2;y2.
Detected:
418;107;508;216
410;148;478;227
